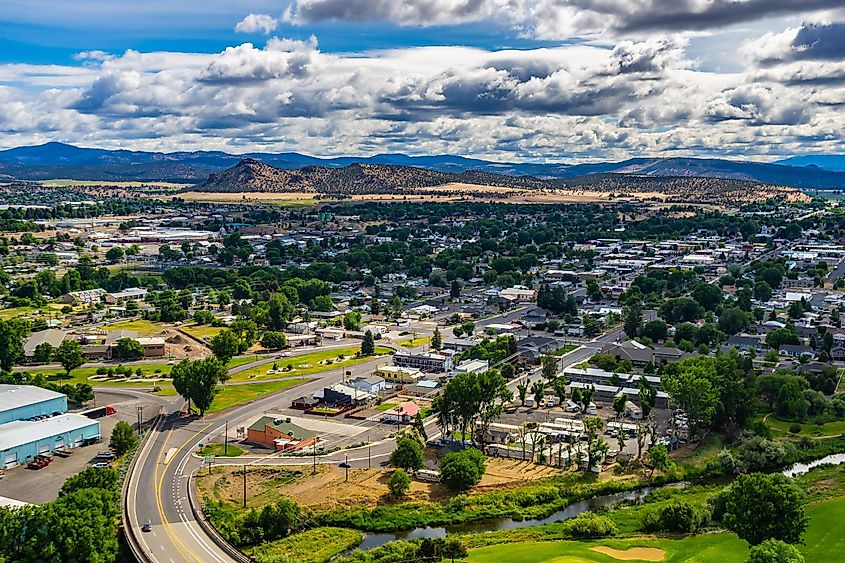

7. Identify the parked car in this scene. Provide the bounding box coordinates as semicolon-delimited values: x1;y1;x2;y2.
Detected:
27;455;53;470
95;451;116;460
91;462;110;469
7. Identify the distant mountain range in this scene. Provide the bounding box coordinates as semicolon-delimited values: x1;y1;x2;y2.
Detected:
194;157;808;207
2;142;845;190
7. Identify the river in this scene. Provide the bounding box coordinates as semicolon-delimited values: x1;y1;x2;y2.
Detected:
358;482;687;551
782;453;845;478
354;454;845;552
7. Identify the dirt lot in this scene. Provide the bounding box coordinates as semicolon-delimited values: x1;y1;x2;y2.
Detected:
197;457;563;512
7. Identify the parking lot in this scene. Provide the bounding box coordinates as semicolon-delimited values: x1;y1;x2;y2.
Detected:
0;390;160;505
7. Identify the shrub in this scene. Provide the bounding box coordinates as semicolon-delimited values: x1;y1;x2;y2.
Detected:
387;469;411;498
560;512;617;538
789;423;802;434
641;500;702;533
747;538;805;563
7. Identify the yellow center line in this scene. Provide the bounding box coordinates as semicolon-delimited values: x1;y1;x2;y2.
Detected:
154;416;203;563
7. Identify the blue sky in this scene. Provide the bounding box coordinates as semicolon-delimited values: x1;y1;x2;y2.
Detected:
0;1;843;161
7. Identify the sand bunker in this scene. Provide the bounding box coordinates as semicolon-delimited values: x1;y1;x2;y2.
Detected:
590;546;665;561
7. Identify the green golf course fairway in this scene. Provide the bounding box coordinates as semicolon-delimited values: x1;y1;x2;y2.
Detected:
465;494;845;562
466;535;749;563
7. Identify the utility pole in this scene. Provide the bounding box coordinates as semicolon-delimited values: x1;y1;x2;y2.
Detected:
224;420;229;456
344;454;349;482
312;438;318;475
242;465;247;508
367;434;371;469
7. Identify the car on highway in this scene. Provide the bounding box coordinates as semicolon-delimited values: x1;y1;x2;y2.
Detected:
91;462;111;469
142;520;152;533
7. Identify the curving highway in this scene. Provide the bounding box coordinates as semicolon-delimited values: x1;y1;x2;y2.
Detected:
123;342;408;563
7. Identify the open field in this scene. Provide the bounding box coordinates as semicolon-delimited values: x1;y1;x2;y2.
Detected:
177;191;321;205
106;319;173;335
181;322;224;340
199;459;565;513
228;346;391;382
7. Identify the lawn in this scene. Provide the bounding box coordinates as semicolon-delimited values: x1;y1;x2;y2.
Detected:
182;323;224;340
21;363;174;387
106;319;171;335
396;337;431;348
802;497;845;561
764;415;845;438
466;535;748;563
199;443;245;457
228;346;391;383
208;378;311;413
550;344;579;356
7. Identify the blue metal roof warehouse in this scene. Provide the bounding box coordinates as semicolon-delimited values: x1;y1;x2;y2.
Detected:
0;385;68;425
0;385;100;469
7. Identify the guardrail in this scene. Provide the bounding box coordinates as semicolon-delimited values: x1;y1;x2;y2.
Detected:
186;471;253;563
122;413;162;563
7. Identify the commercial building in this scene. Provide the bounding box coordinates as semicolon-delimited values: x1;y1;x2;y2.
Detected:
393;351;453;373
1;415;100;468
0;385;67;425
22;329;67;362
246;416;316;452
0;385;100;469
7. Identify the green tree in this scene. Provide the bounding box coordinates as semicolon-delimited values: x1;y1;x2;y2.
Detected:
646;443;672;478
105;246;124;263
0;318;30;370
641;319;668;342
517;381;529;406
55;340;85;376
442;538;469;563
692;283;723;311
723;473;807;546
541;355;558;381
171;357;225;416
623;306;642;339
387;468;412;497
60;466;120;497
450;279;462;299
342;311;362;331
431;326;442;351
440;448;485;491
719;307;750;335
663;364;718;436
754;281;773;302
114;337;145;361
33;341;54;364
209;329;239;363
260;331;286;350
390;438;424;472
361;330;376;356
584;417;608;472
109;420;138;455
612;393;627;420
747;539;805;563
